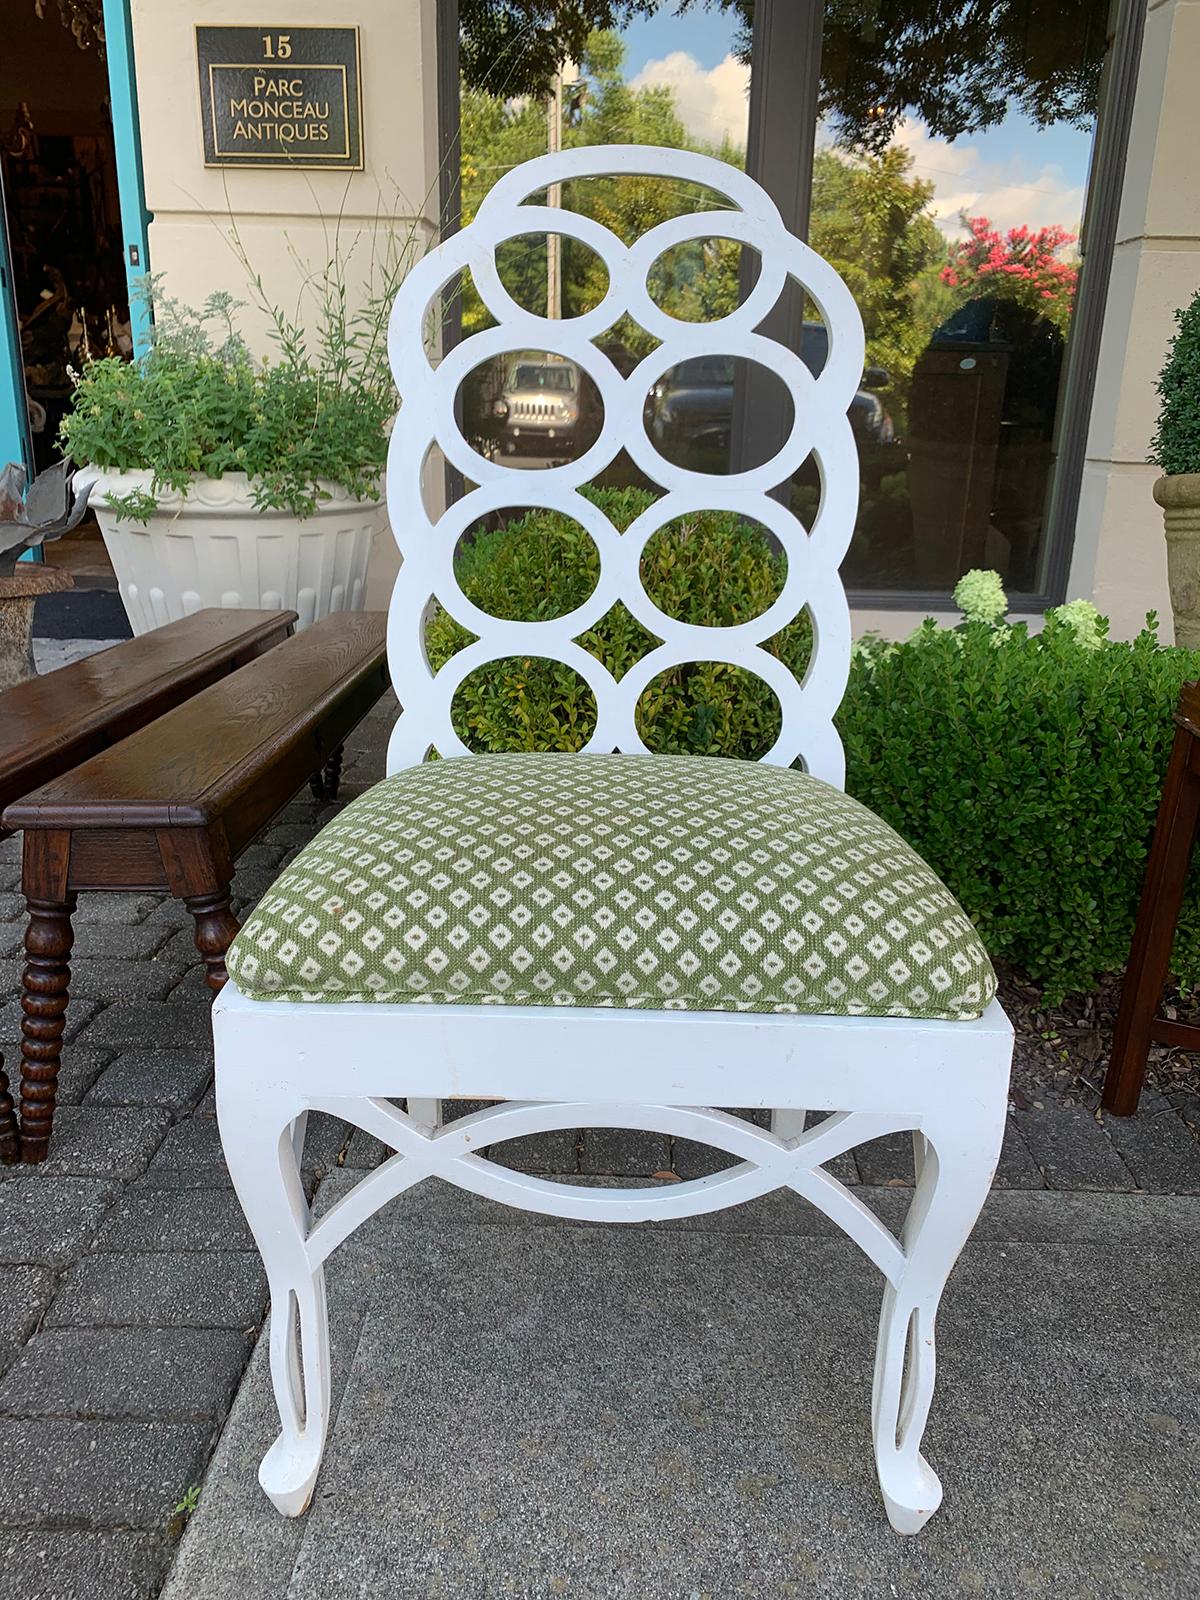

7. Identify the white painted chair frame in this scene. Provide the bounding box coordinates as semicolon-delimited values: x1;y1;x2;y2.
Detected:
214;146;1014;1535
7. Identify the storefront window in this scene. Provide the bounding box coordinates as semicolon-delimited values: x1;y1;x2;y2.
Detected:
446;0;1128;602
456;4;754;484
811;0;1109;595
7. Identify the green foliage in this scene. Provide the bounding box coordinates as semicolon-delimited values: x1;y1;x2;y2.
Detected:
173;1484;201;1518
426;509;1200;997
809;146;949;403
1150;288;1200;477
460;38;950;391
458;1;750;100
459;30;722;348
842;613;1200;999
457;0;1104;158
61;266;405;521
425;486;810;757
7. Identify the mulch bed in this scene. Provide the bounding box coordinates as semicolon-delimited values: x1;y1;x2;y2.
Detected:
999;962;1200;1124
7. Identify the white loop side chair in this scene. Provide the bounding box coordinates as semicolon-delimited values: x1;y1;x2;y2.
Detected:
214;145;1014;1535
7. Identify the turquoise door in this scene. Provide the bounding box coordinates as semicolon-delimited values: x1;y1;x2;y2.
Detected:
0;161;32;478
1;1;149;485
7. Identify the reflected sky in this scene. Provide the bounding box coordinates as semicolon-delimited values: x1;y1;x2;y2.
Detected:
618;5;1093;238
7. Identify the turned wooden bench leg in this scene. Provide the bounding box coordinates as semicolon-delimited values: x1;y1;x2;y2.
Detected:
17;831;76;1165
0;1053;20;1164
186;885;240;993
1104;721;1200;1116
18;895;78;1165
322;744;344;801
157;827;240;996
308;743;345;803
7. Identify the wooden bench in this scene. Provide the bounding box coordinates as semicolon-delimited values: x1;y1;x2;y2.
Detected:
0;608;297;833
0;608;297;1160
1;609;389;1163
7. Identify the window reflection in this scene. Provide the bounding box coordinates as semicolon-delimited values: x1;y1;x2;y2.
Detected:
454;0;1111;595
813;0;1109;594
457;13;752;482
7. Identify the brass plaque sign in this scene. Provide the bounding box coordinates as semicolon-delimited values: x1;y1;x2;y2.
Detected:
196;25;363;169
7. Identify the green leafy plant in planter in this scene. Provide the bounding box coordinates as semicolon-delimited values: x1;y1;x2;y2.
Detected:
1152;289;1200;476
60;279;396;521
59;238;417;634
1149;286;1200;647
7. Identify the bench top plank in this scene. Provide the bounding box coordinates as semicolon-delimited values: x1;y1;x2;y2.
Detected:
0;608;297;812
4;611;388;832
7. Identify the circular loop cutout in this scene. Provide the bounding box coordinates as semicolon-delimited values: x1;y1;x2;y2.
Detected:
493;231;610;320
644;354;795;475
634;657;784;761
451;654;599;753
645;237;762;325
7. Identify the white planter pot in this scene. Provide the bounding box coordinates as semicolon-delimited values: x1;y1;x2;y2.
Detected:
83;469;386;634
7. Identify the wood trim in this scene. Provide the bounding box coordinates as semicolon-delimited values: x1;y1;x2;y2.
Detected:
1148;1019;1200;1052
1104;683;1200;1113
67;829;166;892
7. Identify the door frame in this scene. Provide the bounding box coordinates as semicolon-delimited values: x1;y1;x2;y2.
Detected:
102;0;152;356
0;0;151;485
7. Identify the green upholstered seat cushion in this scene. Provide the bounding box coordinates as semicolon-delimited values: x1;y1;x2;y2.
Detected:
226;753;996;1019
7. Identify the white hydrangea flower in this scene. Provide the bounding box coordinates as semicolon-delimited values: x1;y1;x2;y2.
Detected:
1047;598;1107;650
953;569;1008;626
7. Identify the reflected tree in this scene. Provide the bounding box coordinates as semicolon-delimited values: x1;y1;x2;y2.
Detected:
460;0;1109;151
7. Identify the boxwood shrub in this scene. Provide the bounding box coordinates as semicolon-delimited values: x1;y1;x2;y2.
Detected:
424;488;1200;997
427;486;810;758
843;617;1200;998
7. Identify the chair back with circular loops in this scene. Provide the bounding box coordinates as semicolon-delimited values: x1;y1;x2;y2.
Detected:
385;145;865;785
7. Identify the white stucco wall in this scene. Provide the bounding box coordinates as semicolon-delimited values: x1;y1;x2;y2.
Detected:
128;0;442;606
1067;0;1200;641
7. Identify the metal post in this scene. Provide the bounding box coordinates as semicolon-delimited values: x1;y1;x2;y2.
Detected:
731;0;824;479
546;68;563;320
101;0;153;357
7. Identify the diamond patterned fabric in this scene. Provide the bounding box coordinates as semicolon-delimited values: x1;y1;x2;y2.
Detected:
226;754;996;1019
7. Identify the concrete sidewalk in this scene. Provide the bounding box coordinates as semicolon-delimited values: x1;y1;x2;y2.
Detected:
163;1176;1200;1600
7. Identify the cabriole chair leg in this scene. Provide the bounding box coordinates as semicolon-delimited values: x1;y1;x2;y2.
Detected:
219;1080;330;1516
870;1109;1003;1533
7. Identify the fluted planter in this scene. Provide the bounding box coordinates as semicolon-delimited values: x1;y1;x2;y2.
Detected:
1157;473;1200;649
80;468;385;635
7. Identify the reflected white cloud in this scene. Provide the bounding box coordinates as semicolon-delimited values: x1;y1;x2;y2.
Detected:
887;117;1084;240
629;50;1083;245
628;50;750;149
